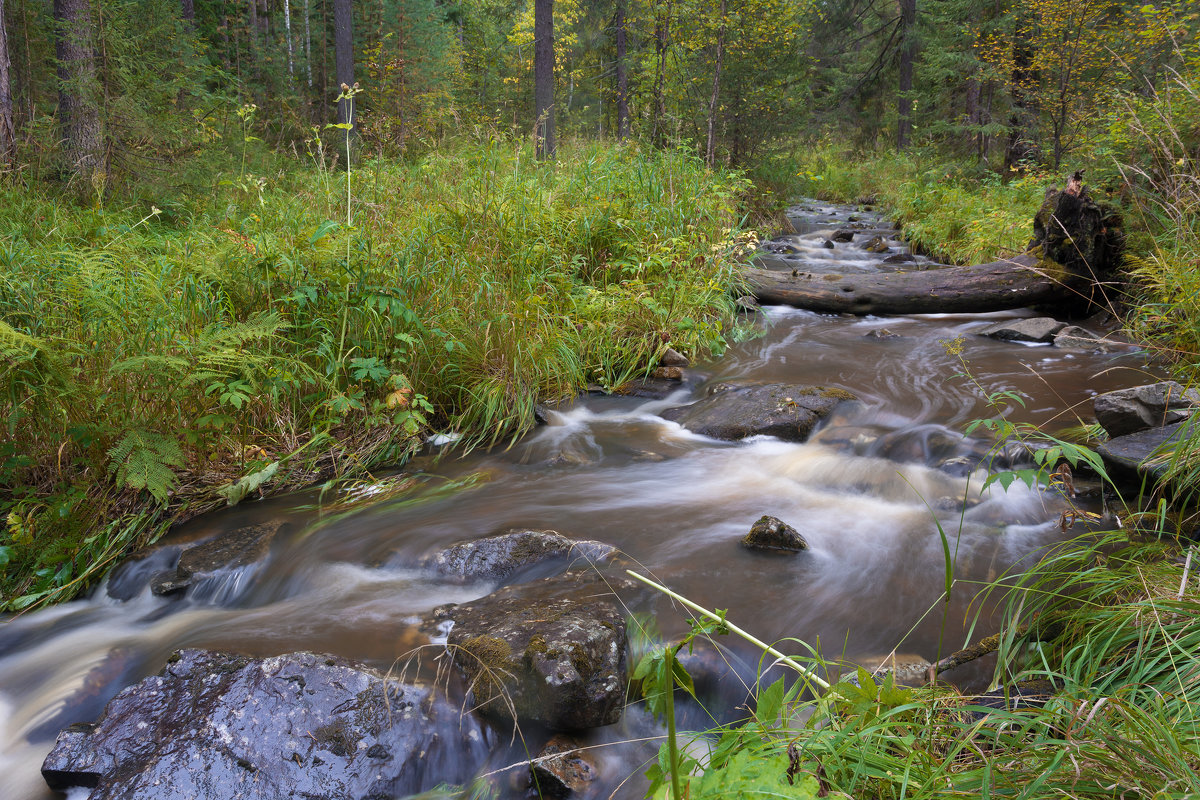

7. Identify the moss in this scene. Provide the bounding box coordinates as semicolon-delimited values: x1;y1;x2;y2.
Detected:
459;635;515;699
313;720;358;758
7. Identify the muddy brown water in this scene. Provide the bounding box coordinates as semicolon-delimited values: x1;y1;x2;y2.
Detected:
0;201;1160;799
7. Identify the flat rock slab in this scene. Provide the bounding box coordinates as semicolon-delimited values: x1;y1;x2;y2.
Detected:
437;572;632;731
1094;381;1200;438
41;649;487;800
741;515;808;553
978;317;1066;343
1053;325;1107;350
423;529;618;583
660;383;855;442
1096;420;1193;487
151;520;285;597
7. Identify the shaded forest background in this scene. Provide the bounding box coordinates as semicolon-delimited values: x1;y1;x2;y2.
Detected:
0;0;1196;183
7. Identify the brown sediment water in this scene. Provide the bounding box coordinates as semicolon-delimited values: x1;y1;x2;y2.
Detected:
0;201;1158;799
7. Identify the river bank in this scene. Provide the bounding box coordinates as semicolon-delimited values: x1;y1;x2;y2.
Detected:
0;140;754;612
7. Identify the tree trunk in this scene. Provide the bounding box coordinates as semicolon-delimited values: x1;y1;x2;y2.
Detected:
180;0;194;25
333;0;354;125
896;0;916;149
54;0;102;185
0;0;15;167
615;2;629;141
704;0;725;167
533;0;554;159
652;4;670;148
304;0;312;87
284;0;294;78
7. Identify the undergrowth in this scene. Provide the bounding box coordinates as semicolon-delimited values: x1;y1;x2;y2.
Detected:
0;135;755;610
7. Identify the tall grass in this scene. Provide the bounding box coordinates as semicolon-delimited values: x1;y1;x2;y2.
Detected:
0;136;754;610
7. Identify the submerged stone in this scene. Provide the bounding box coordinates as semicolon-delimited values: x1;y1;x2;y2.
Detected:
660;383;855;443
529;734;599;798
977;317;1066;344
423;529;618;583
741;515;808;553
150;520;285;598
41;649;487;800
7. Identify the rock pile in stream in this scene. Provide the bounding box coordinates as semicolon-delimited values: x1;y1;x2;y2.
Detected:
41;649;488;800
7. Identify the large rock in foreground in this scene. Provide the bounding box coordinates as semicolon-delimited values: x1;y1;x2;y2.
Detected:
42;649;487;800
438;572;631;731
660;383;854;442
1094;381;1200;438
423;529;618;583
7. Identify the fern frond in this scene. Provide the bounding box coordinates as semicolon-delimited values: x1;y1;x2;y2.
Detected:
107;429;185;503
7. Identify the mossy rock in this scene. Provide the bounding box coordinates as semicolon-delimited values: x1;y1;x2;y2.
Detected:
441;571;633;731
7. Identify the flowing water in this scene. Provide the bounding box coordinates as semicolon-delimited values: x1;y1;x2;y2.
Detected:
0;202;1158;799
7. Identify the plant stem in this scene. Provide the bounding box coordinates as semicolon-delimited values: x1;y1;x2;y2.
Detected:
663;644;684;800
625;570;831;690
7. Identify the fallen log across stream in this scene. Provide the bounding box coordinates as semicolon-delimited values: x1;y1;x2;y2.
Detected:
745;252;1080;315
747;175;1124;316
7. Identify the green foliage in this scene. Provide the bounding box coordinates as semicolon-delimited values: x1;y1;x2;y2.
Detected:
0;137;752;609
106;429;186;503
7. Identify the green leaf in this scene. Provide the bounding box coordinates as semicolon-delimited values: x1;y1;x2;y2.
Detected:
309;219;342;245
218;461;280;507
755;677;785;726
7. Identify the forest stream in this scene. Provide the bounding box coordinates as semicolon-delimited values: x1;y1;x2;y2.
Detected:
0;201;1160;800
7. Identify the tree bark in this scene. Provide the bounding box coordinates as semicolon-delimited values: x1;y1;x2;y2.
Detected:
333;0;354;125
744;253;1083;315
54;0;102;184
651;4;670;148
180;0;194;26
705;0;726;167
896;0;916;149
615;2;629;141
533;0;554;159
0;0;15;167
283;0;294;78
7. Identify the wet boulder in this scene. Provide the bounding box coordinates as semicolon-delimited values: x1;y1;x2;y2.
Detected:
660;383;855;443
423;529;618;583
652;366;685;381
831;229;854;243
41;649;487;800
529;734;599;798
1093;381;1200;438
659;348;690;368
977;317;1066;344
437;572;632;730
882;253;915;264
741;515;808;553
150;520;285;599
1096;420;1193;487
1053;325;1106;350
862;235;890;254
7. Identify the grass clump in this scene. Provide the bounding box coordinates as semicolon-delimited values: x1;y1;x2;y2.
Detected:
0;137;754;610
642;532;1200;799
